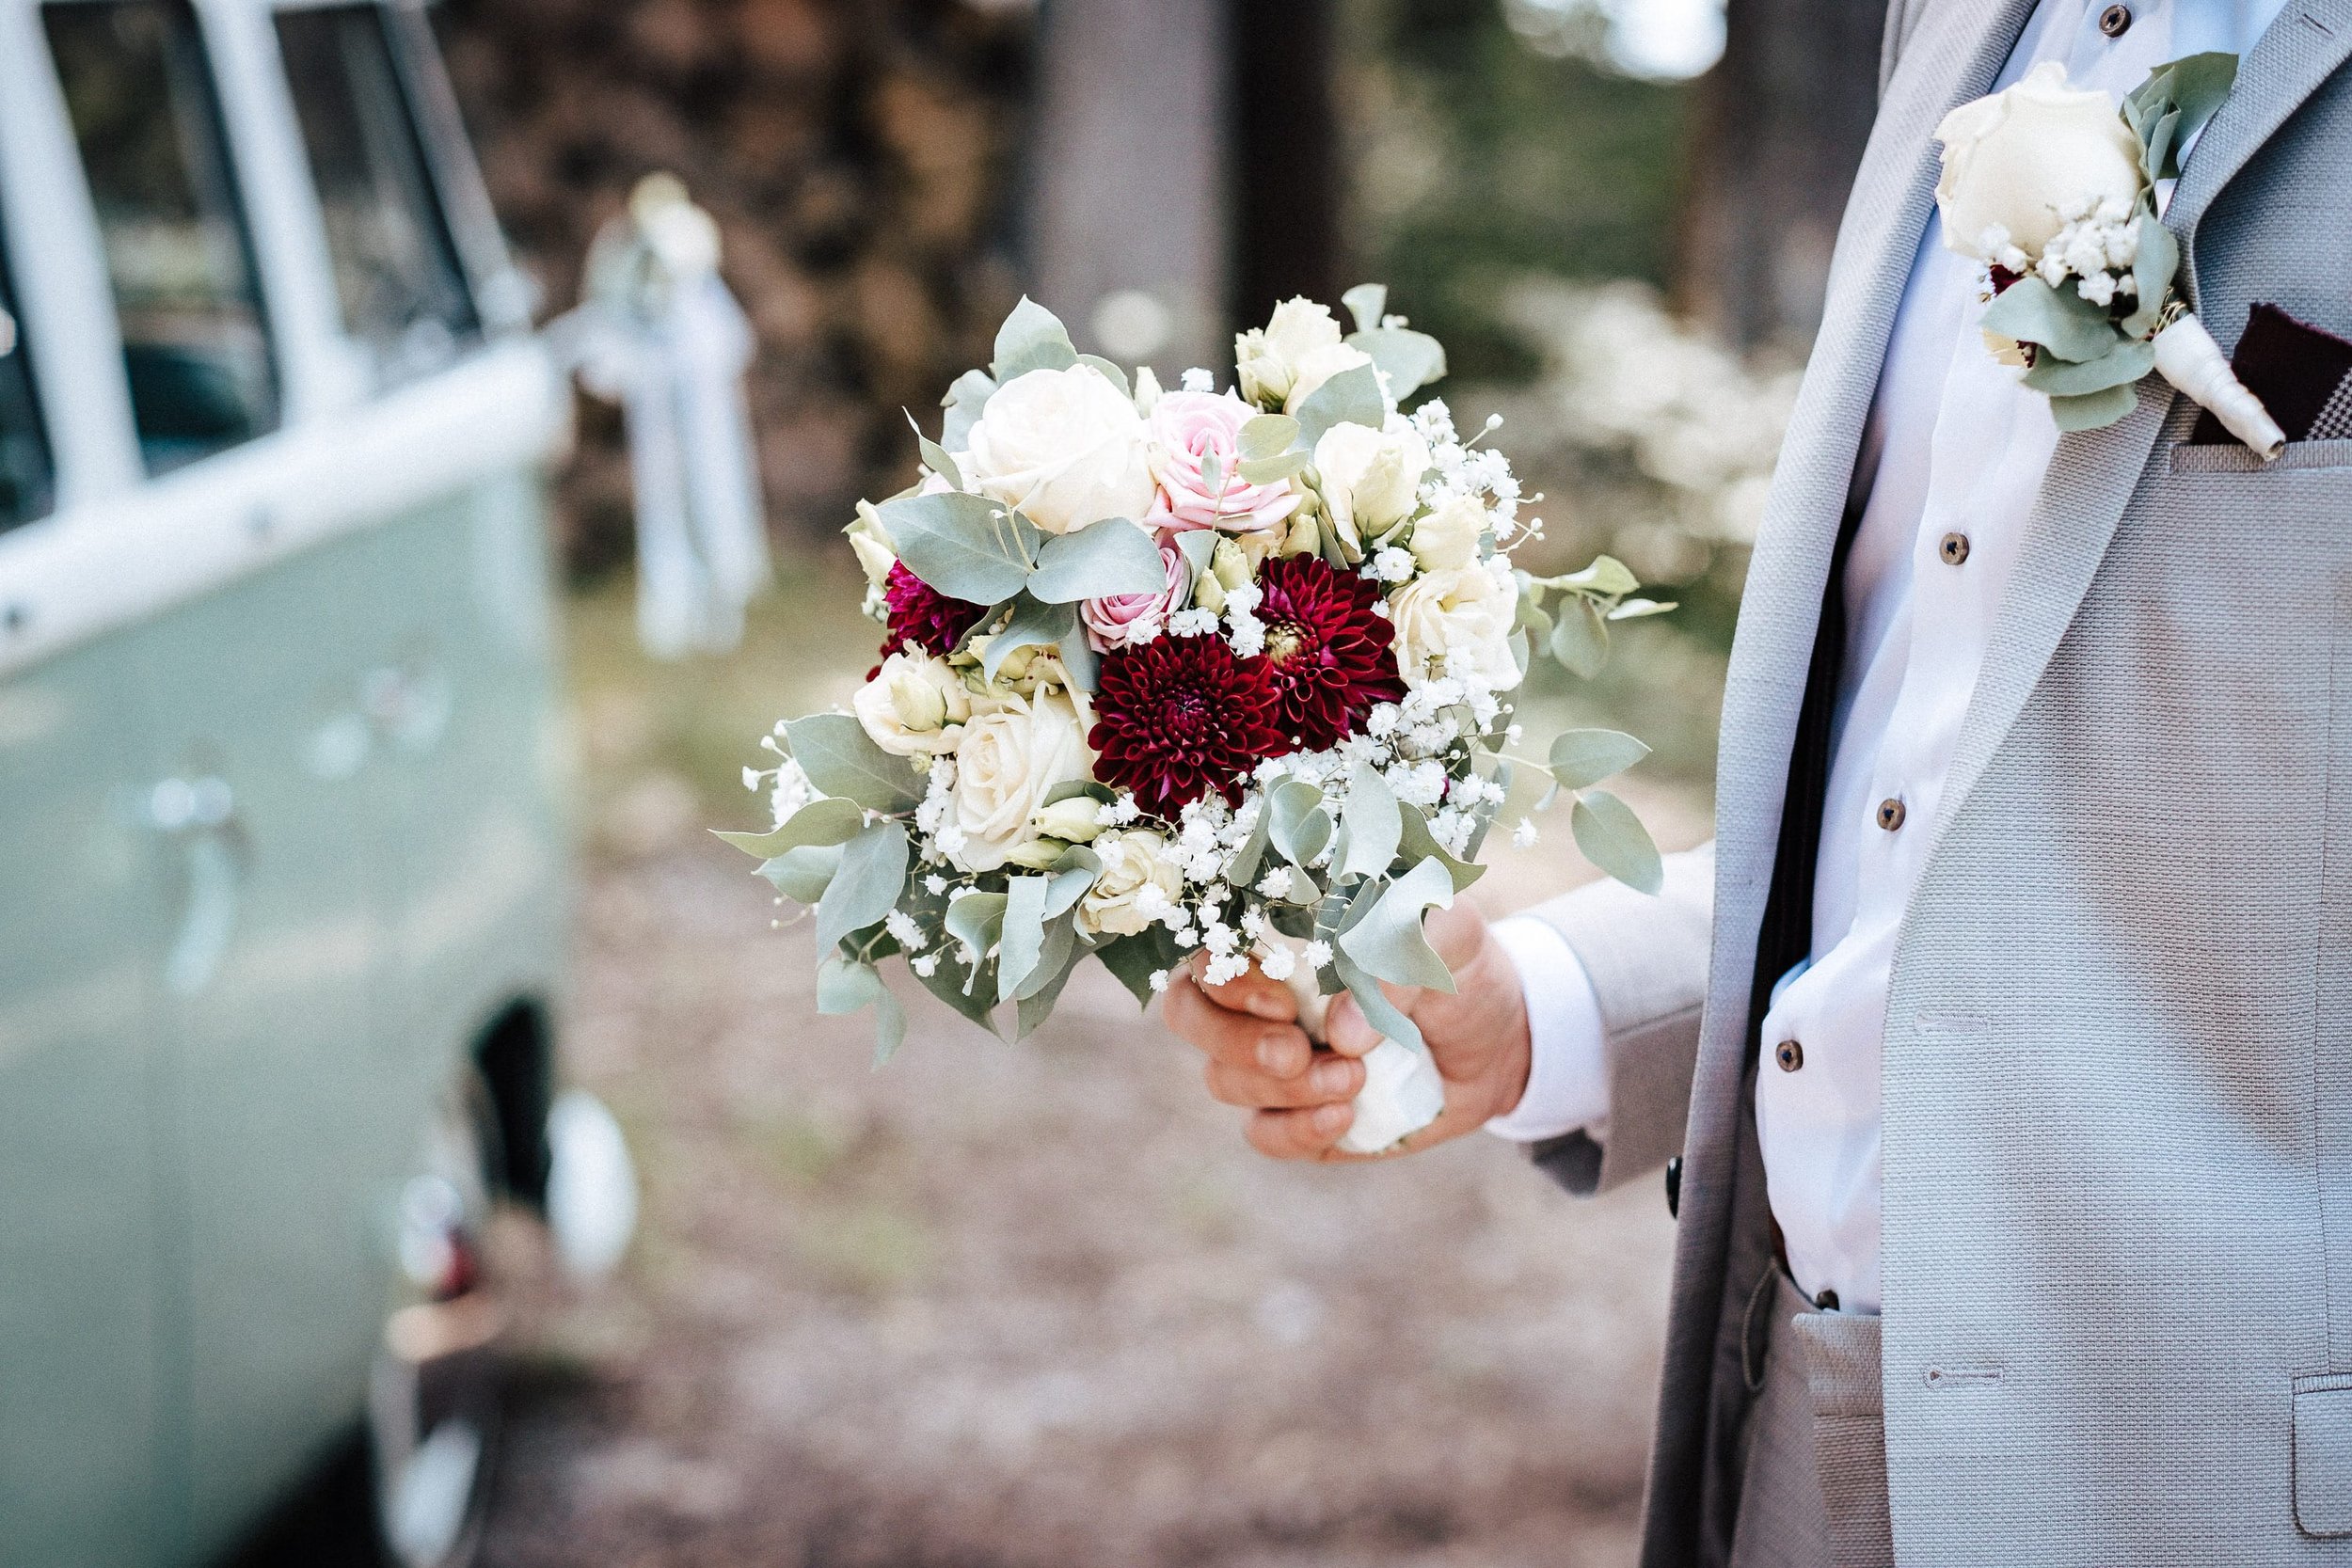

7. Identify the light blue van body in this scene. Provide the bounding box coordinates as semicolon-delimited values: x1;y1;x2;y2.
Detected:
0;0;573;1560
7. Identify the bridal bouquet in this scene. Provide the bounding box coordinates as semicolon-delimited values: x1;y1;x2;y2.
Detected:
729;289;1665;1152
1935;52;2284;456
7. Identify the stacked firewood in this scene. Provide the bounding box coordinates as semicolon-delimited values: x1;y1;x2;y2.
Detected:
433;0;1036;572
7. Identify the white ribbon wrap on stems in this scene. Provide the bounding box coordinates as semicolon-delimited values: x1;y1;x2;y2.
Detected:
2153;311;2287;460
1264;935;1447;1154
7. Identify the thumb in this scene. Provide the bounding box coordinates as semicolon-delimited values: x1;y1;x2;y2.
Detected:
1324;979;1424;1059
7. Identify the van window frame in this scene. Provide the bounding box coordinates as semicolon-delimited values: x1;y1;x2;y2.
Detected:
0;210;58;535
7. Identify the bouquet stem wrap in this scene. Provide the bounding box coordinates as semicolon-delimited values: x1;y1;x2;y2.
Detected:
2153;311;2287;459
1265;935;1446;1155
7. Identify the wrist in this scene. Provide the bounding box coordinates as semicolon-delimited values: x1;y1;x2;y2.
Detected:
1471;929;1535;1121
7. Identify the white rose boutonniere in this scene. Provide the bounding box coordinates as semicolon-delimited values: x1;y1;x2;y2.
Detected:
1933;53;2283;457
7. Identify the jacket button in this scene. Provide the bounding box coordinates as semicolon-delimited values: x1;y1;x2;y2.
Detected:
1876;798;1907;831
1774;1038;1804;1072
1939;531;1970;564
2099;3;2132;37
1664;1155;1682;1217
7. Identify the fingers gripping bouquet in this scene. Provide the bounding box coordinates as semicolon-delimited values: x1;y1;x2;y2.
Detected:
1936;52;2284;456
729;289;1667;1153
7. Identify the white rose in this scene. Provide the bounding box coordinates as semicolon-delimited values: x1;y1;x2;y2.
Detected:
1077;828;1183;937
948;690;1092;872
963;365;1155;535
852;651;971;757
1235;297;1375;412
1312;421;1429;552
1390;561;1521;692
1934;61;2146;262
1408;495;1486;572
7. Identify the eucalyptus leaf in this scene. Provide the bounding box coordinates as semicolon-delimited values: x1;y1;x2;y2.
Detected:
1549;598;1610;678
1557;555;1640;596
878;490;1041;605
1059;632;1101;694
1570;790;1663;895
1507;626;1531;680
992;296;1079;381
2048;382;2140;432
1336;857;1457;993
1239;414;1299;460
944;891;1009;997
784;714;922;814
997;875;1051;1004
1076;354;1129;396
2127;52;2237;180
759;843;841;905
1340;283;1388;334
1549;729;1651;791
1045;854;1100;919
715;795;866;858
1026;517;1165;603
1396;805;1485;893
1292;363;1385;449
870;983;908;1066
982;594;1079;683
817;955;882;1016
1267;780;1332;872
905;411;965;491
941;368;995;451
1238;450;1311;485
1096;927;1184;1006
2122;213;2178;340
1980;276;2122;363
1015;911;1077;1005
1608;597;1677;621
1332;948;1424;1053
1336;764;1401;881
1173;528;1218;580
1226;800;1274;887
816;820;910;951
2022;337;2154;396
1347;326;1447;402
914;942;996;1029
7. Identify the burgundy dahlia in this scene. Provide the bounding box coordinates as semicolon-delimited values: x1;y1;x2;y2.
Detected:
880;561;988;664
1253;555;1406;753
1089;635;1284;817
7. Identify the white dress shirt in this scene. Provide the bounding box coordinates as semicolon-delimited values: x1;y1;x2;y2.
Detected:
1487;0;2290;1314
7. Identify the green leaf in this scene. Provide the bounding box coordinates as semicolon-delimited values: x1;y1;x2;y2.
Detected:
715;796;866;858
1026;517;1165;603
1266;780;1332;872
1608;597;1677;621
1347;326;1447;402
818;955;882;1016
1173;528;1219;580
1570;790;1662;895
1239;414;1299;460
1557;554;1640;596
914;942;996;1030
1075;354;1129;396
905;410;965;491
2022;338;2154;396
2122;212;2177;340
877;491;1041;606
1095;930;1180;1007
1549;597;1610;678
2126;53;2237;179
1014;911;1077;1006
992;296;1079;381
1396;804;1485;893
1340;283;1388;334
1292;363;1385;449
940;368;995;451
1331;948;1423;1053
1980;276;2122;363
2048;382;2140;432
944;890;1008;969
997;874;1051;1004
784;714;922;814
759;843;841;905
982;594;1077;683
1045;853;1100;919
816;820;910;951
1336;857;1457;993
1226;800;1275;887
1238;450;1311;485
1549;728;1651;790
1336;764;1400;881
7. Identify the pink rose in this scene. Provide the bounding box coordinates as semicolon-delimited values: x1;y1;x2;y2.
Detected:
1145;390;1302;533
1080;539;1188;652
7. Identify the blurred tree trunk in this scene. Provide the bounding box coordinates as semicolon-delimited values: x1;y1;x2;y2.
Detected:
1679;0;1888;350
1030;0;1230;373
1224;0;1341;329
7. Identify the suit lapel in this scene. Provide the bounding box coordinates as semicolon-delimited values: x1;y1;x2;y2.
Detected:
1708;0;2038;980
1928;0;2352;848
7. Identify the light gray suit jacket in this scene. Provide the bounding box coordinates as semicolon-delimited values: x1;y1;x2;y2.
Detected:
1522;2;2352;1561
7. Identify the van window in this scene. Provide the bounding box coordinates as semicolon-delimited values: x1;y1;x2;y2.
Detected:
276;5;479;386
0;242;56;532
45;0;279;476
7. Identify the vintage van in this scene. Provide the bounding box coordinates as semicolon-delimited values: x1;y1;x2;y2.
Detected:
0;1;592;1563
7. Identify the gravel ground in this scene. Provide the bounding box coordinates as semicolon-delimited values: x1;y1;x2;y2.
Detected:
475;783;1706;1568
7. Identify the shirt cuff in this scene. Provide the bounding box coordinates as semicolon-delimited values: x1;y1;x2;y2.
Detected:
1483;914;1612;1144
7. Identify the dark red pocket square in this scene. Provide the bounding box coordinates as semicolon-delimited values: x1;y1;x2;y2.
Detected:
2188;303;2352;444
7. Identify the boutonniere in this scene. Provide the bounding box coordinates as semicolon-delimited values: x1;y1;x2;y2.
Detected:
1934;53;2285;459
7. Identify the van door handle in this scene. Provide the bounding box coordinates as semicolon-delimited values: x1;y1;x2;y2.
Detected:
362;663;452;754
148;775;242;995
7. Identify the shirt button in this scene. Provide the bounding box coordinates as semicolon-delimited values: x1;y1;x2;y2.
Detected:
2099;3;2132;36
1876;798;1907;831
1774;1038;1804;1072
1939;531;1971;564
1815;1288;1841;1310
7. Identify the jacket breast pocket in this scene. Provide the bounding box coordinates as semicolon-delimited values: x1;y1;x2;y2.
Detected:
2169;437;2352;475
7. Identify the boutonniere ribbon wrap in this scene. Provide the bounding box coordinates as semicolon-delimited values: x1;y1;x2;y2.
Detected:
1934;52;2286;459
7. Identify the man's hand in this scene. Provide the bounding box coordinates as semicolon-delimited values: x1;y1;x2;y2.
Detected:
1159;902;1534;1161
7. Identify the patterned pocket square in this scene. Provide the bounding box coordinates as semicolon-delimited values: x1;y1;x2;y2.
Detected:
2189;303;2352;444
